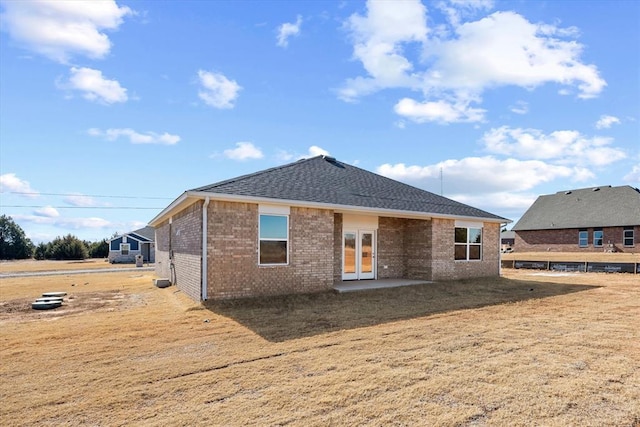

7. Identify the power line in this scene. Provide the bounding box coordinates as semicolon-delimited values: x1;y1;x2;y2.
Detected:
1;205;163;210
2;191;173;200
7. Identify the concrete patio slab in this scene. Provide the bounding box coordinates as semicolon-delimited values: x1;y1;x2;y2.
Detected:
333;279;432;293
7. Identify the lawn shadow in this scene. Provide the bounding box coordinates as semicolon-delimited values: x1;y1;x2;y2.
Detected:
204;276;599;342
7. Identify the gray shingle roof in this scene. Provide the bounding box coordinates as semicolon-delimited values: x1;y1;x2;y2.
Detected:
191;156;507;221
512;185;640;231
131;226;155;241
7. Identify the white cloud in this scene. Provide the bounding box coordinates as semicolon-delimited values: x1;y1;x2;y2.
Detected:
63;193;107;207
223;142;264;161
277;146;331;161
509;100;529;115
339;0;427;101
341;3;606;122
197;70;242;109
88;128;180;145
0;0;132;63
623;164;640;184
61;67;128;104
394;97;486;123
482;126;627;166
0;173;38;197
12;214;113;230
33;206;60;218
377;156;592;195
595;115;621;129
277;15;302;48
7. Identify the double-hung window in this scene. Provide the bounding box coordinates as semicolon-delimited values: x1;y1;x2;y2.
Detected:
623;227;634;247
259;213;289;265
593;229;603;247
455;226;482;261
578;230;588;247
120;243;130;255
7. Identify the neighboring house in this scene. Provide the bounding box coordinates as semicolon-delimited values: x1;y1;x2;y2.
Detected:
512;185;640;253
501;230;516;251
108;226;156;263
149;155;509;301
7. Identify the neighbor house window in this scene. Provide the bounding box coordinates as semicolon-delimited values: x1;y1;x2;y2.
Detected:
623;228;634;247
259;214;288;264
120;243;130;255
455;227;482;261
578;230;588;247
593;229;603;247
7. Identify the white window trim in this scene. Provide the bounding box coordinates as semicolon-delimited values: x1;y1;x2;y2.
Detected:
120;243;130;255
258;213;289;266
455;226;483;262
578;230;588;247
593;229;604;247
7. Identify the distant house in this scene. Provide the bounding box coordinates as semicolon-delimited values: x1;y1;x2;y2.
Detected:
108;226;155;263
512;185;640;253
501;230;515;251
149;155;509;301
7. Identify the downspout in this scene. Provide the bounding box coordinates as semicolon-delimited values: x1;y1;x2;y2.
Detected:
201;197;210;301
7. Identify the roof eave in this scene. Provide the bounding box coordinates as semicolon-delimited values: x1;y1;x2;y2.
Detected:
153;190;510;225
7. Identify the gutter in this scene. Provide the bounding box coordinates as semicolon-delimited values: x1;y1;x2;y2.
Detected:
201;197;210;301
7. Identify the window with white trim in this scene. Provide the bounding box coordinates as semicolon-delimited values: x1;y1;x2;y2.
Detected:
623;228;634;247
455;227;482;260
593;229;603;247
120;243;130;255
259;214;288;265
578;230;588;247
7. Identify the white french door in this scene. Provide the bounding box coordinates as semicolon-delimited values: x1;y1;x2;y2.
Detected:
342;230;376;280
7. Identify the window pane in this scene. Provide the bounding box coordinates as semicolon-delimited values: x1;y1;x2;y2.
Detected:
454;244;467;260
469;245;481;260
344;233;356;273
469;228;482;244
260;241;287;264
455;228;467;243
594;230;603;247
361;233;373;273
260;215;287;239
624;229;633;246
579;231;588;247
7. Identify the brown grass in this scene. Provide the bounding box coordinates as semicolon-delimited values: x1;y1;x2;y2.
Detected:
0;258;141;274
1;268;638;426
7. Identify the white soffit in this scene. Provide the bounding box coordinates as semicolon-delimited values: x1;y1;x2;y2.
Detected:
343;214;379;230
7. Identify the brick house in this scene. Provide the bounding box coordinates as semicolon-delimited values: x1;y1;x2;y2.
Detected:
512;185;640;253
148;156;509;301
108;226;155;263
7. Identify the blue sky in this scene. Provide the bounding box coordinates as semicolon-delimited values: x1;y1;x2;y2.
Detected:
1;0;638;243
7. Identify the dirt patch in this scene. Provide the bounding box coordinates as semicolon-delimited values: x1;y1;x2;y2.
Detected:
0;290;146;324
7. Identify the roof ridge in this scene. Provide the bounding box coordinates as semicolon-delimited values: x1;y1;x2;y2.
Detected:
191;156;322;191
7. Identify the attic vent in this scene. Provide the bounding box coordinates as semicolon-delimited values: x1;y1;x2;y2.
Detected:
564;191;572;195
592;187;600;191
322;155;344;168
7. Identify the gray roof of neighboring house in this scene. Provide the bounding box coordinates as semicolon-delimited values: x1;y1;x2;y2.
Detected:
512;185;640;231
190;155;508;221
131;226;155;241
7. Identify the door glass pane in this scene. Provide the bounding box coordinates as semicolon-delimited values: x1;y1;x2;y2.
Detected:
361;233;372;273
344;233;356;274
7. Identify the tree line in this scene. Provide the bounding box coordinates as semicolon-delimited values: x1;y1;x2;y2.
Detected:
0;215;109;260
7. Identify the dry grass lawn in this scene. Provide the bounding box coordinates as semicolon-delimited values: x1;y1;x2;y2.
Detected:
0;259;141;274
1;265;638;426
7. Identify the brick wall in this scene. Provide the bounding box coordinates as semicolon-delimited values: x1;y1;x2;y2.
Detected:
154;202;202;300
515;226;639;253
404;218;432;279
377;217;406;279
206;201;334;300
431;219;500;281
